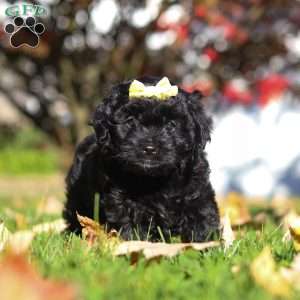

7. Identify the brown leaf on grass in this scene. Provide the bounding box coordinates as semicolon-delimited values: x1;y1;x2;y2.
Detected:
76;213;119;248
271;196;296;217
0;254;77;300
4;208;28;230
250;247;291;297
287;213;300;252
0;222;11;252
76;215;219;259
281;211;298;243
7;231;35;254
143;243;186;260
9;219;67;254
282;230;292;243
221;214;235;250
77;213;102;246
280;254;300;291
114;241;220;261
218;192;251;226
32;219;67;234
0;219;67;254
113;241;151;256
0;222;33;254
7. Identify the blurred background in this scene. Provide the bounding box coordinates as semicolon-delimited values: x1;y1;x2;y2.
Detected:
0;0;300;201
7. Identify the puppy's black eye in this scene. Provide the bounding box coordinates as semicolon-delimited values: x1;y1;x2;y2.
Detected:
123;117;140;127
167;120;177;128
124;117;134;123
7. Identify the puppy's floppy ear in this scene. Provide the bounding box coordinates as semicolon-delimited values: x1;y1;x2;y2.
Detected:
89;81;130;150
90;103;111;151
185;90;212;149
67;134;98;185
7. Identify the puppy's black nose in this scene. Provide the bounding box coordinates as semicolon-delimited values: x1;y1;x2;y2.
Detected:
143;145;157;155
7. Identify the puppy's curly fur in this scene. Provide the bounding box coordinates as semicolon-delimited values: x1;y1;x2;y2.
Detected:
63;76;219;242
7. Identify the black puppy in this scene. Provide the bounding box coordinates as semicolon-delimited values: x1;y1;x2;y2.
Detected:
63;76;219;242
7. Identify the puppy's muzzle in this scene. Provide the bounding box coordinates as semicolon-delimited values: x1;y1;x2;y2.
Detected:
142;145;157;156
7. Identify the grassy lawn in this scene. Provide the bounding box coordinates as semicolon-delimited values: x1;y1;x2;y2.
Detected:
1;193;299;300
30;225;293;300
0;128;300;300
0;128;60;175
1;187;300;300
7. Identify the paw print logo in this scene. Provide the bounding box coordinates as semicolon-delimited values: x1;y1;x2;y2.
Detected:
4;16;45;48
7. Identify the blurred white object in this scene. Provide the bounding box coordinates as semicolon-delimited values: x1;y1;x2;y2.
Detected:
207;107;259;169
207;96;300;197
239;165;274;197
285;33;300;57
91;0;120;34
146;31;176;50
0;1;10;22
131;0;162;28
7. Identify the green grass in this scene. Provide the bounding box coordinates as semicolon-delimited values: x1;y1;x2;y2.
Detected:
30;225;297;300
0;127;60;175
1;195;300;300
0;148;59;175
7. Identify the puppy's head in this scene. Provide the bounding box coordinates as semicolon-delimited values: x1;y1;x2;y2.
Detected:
91;76;212;177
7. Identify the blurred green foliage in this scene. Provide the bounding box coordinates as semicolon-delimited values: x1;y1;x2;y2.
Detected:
0;128;59;175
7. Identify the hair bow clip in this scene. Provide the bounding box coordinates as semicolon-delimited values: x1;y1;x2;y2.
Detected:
129;77;178;100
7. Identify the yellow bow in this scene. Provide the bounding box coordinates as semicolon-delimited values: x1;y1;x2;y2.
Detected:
129;77;178;100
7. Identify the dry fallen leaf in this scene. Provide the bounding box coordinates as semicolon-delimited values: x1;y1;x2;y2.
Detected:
219;192;251;226
282;210;299;229
280;254;300;291
4;208;28;230
0;254;77;300
281;211;298;243
0;223;32;254
76;213;119;248
114;241;220;261
143;243;185;260
7;231;35;254
77;213;102;246
221;213;235;250
288;214;300;251
32;219;67;234
282;230;292;243
250;247;291;297
0;222;11;252
9;219;66;254
0;219;67;254
113;241;151;256
76;214;219;260
271;196;296;217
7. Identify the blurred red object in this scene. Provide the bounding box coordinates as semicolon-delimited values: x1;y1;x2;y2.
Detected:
175;24;189;42
203;47;219;62
223;79;253;105
223;22;238;40
195;5;207;18
256;74;290;107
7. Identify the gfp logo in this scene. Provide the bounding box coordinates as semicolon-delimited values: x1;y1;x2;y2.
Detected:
5;3;47;17
4;3;47;48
